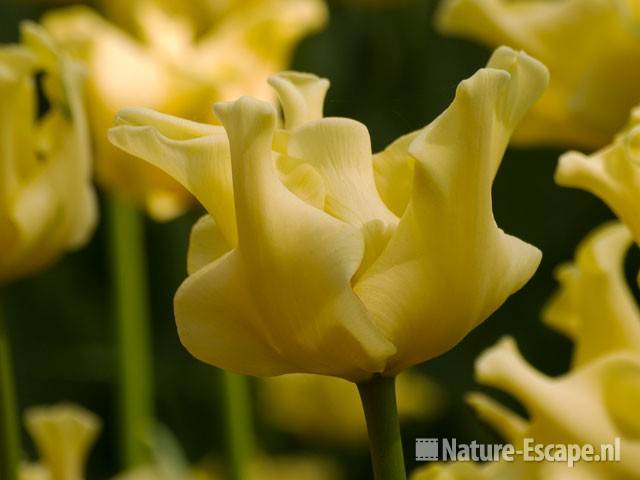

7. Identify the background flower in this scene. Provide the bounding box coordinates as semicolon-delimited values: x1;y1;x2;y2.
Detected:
41;0;327;220
0;22;96;284
436;0;640;149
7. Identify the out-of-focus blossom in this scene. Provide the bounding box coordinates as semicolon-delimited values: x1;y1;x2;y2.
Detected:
412;222;640;480
109;46;545;381
556;106;640;244
259;371;442;445
42;0;327;220
0;23;96;284
436;0;640;149
115;455;341;480
22;404;101;480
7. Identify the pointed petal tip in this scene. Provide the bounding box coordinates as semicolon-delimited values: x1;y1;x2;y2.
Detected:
475;336;519;383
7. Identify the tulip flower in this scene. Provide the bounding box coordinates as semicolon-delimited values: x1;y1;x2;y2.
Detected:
22;404;102;480
109;45;546;479
0;23;97;284
260;371;442;446
109;45;546;381
42;0;327;220
412;222;640;480
556;106;640;245
436;0;640;149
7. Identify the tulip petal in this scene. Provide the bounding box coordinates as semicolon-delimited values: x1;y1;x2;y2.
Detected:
465;392;528;443
372;131;419;217
187;214;231;275
25;404;101;480
109;108;237;245
543;222;640;366
175;252;294;376
288;118;399;276
355;48;546;374
201;96;395;380
268;71;329;129
556;120;640;245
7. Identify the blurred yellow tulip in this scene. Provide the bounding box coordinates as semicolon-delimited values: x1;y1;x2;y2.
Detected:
23;404;101;480
109;46;545;381
19;464;51;480
115;455;341;480
556;106;640;245
259;371;442;445
413;222;640;480
42;0;327;220
0;23;97;284
436;0;640;149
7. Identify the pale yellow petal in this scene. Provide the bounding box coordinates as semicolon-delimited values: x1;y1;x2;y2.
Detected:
465;392;528;443
109;108;237;245
288;117;398;276
268;71;330;129
25;404;101;480
556;121;640;245
354;48;546;374
187;215;231;275
372;131;419;217
543;222;640;366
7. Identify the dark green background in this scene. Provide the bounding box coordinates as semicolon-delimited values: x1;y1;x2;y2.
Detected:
1;0;622;478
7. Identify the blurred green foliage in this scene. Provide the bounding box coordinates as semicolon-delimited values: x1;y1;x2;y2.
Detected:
1;0;622;478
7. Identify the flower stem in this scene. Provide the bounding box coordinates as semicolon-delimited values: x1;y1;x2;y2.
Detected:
0;296;20;480
358;375;407;480
107;196;154;469
221;371;253;480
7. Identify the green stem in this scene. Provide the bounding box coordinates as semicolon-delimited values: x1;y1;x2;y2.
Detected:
107;196;154;469
221;372;253;480
0;297;20;480
358;375;406;480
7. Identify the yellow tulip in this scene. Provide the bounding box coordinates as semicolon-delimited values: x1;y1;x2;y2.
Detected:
259;370;442;445
556;106;640;244
24;404;102;480
415;222;640;480
436;0;640;149
0;23;97;284
543;222;640;365
42;0;327;220
108;46;545;381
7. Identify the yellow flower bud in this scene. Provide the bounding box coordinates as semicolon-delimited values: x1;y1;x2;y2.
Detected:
42;0;327;221
109;46;546;381
25;404;101;480
436;0;640;148
0;23;97;284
